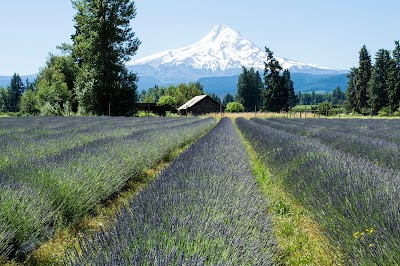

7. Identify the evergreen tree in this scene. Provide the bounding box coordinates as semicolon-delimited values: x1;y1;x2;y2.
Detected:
25;78;35;92
237;67;262;111
388;41;400;111
208;93;221;104
311;91;316;105
282;69;298;108
332;87;345;105
72;0;141;115
262;47;284;111
8;73;25;112
0;88;9;112
222;93;235;106
367;49;392;115
236;67;248;104
346;67;358;112
355;45;372;114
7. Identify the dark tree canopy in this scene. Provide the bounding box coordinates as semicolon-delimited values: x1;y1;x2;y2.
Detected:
388;41;400;111
367;49;392;115
262;47;295;112
237;67;262;111
72;0;141;115
208;93;222;104
346;42;400;115
140;82;204;107
346;67;358;112
355;45;372;114
8;73;25;112
222;93;235;106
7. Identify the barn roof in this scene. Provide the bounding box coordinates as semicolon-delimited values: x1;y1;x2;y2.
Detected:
178;95;209;110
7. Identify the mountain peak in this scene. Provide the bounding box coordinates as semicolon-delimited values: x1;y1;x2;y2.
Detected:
129;25;345;81
207;25;241;40
130;25;262;72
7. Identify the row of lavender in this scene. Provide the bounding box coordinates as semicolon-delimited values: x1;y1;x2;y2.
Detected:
252;118;400;171
67;118;278;265
236;118;400;265
0;117;215;260
0;117;199;169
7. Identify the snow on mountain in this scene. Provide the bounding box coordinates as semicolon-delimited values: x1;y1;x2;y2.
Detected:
128;25;346;84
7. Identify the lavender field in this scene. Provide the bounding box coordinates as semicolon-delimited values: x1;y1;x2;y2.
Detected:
68;118;278;265
2;116;400;265
0;116;215;260
237;118;400;265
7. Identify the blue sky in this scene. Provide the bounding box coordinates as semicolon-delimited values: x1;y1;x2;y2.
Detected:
1;0;400;75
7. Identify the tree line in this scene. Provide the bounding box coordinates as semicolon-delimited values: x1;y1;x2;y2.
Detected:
2;0;140;116
0;74;34;113
298;87;346;106
346;42;400;115
139;82;205;112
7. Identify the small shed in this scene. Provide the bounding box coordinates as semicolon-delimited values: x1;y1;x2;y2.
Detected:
178;95;225;115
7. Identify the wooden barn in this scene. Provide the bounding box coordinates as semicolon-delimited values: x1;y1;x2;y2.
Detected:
178;95;225;115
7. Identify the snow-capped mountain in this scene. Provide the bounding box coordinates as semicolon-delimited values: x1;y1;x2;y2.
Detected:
128;25;346;85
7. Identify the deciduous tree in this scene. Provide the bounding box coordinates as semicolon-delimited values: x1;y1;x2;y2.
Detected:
72;0;141;115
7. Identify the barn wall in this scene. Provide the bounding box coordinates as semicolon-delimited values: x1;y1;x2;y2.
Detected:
188;98;223;115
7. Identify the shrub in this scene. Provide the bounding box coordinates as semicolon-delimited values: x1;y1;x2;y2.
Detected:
378;106;391;117
317;101;332;115
226;101;245;112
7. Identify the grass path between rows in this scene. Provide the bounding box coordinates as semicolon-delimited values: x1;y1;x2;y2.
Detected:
234;118;345;266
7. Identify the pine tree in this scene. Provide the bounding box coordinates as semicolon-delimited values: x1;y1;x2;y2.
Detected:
8;73;25;112
0;88;9;112
222;93;235;106
262;47;284;111
72;0;141;115
237;67;262;111
367;49;392;115
311;91;316;105
208;93;221;104
282;69;298;108
332;87;345;105
346;68;358;112
355;45;372;114
388;41;400;111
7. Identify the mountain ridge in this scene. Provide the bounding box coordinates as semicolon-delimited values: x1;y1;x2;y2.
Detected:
129;25;348;85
